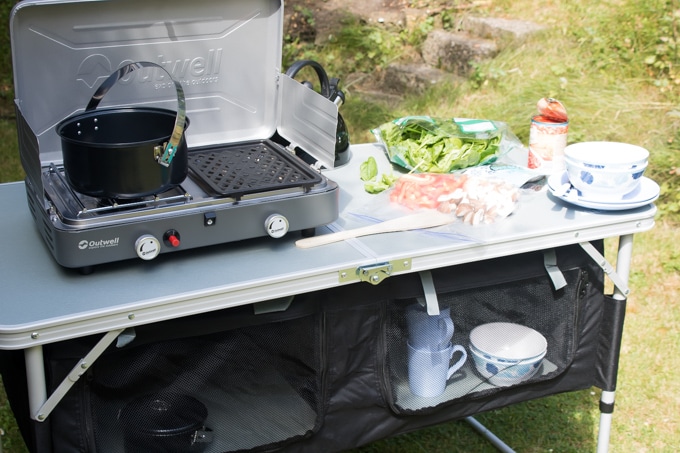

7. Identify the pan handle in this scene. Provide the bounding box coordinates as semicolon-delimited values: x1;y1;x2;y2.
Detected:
85;61;186;167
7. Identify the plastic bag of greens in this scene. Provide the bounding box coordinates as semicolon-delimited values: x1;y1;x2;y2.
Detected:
372;116;520;173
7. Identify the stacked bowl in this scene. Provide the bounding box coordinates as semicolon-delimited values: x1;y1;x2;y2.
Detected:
469;322;547;387
563;141;649;201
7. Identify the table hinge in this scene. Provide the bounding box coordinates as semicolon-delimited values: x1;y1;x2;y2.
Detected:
579;241;631;297
33;328;124;422
339;259;412;285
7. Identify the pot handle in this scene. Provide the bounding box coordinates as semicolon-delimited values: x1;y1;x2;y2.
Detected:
192;427;214;446
85;61;186;167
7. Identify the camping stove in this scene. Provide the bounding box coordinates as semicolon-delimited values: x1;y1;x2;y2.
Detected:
12;0;343;271
26;140;338;271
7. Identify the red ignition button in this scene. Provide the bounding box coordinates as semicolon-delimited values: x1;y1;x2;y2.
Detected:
163;230;181;248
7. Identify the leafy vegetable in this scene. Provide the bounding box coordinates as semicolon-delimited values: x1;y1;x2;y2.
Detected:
364;173;398;194
359;156;398;193
373;116;504;173
360;156;378;181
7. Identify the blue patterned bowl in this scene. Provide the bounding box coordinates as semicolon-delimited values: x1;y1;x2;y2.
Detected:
470;346;546;386
563;142;648;201
565;158;647;201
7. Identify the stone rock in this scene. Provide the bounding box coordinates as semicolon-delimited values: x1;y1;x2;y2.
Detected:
381;63;460;95
461;16;547;44
421;30;498;76
281;3;548;98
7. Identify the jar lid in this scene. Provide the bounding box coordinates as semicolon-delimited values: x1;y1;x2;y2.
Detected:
121;393;207;435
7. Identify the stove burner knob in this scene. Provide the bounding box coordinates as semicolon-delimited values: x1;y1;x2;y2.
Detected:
163;230;181;248
135;235;161;261
265;214;289;239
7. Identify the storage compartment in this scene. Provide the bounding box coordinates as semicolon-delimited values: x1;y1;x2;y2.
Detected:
287;242;609;452
43;295;325;452
376;243;607;416
383;266;592;413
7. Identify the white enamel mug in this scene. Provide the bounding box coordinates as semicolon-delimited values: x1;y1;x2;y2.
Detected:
408;342;467;397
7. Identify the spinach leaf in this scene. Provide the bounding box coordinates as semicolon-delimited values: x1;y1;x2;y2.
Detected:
374;116;503;173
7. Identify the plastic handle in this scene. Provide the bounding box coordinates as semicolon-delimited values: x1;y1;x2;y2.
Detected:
440;317;454;346
85;61;186;167
285;60;331;99
446;345;468;379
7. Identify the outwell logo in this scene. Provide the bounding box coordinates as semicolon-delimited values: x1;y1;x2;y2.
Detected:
75;50;223;90
78;238;120;251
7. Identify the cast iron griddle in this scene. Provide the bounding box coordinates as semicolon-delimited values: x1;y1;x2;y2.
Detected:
188;141;323;198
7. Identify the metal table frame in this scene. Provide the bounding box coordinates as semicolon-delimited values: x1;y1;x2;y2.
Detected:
0;144;655;452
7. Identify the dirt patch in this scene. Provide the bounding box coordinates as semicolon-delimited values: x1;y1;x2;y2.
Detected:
286;0;418;22
285;0;457;43
283;0;469;96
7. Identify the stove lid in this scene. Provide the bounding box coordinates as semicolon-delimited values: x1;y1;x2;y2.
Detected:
11;0;336;174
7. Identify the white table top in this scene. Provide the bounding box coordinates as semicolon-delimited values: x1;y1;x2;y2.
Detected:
0;143;656;349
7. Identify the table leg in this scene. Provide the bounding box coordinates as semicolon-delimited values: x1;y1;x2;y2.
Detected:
24;346;47;422
612;235;634;300
464;417;516;453
596;234;634;453
597;390;616;453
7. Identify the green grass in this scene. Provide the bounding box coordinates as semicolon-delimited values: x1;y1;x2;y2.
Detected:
1;0;680;451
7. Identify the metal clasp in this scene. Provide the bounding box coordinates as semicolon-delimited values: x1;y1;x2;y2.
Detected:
154;141;175;167
339;259;412;285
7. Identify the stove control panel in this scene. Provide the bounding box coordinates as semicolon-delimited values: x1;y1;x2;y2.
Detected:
265;214;289;239
135;235;161;261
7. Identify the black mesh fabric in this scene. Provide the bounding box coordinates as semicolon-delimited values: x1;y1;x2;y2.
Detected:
101;318;320;452
384;267;593;414
45;303;323;453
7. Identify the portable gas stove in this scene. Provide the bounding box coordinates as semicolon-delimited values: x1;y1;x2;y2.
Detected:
25;140;338;271
12;0;342;271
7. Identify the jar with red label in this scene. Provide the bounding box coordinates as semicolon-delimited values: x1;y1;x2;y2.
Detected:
527;98;569;173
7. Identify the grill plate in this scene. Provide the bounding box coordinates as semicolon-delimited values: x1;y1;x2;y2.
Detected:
188;141;323;198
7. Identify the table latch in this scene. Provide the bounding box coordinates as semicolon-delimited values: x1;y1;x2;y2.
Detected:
340;259;412;285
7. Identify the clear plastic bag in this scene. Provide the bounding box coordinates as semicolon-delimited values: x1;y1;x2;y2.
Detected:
388;173;519;225
372;116;523;173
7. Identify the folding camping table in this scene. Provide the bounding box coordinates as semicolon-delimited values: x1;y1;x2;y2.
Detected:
0;143;656;452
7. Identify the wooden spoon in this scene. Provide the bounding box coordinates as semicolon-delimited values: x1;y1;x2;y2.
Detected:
295;211;455;249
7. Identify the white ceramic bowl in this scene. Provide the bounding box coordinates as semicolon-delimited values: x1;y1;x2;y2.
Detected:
470;346;546;386
469;342;544;365
564;141;649;169
469;322;547;361
563;155;648;171
565;158;647;200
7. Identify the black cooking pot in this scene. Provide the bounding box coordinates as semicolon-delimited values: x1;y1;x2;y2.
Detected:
57;62;189;199
120;393;212;453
